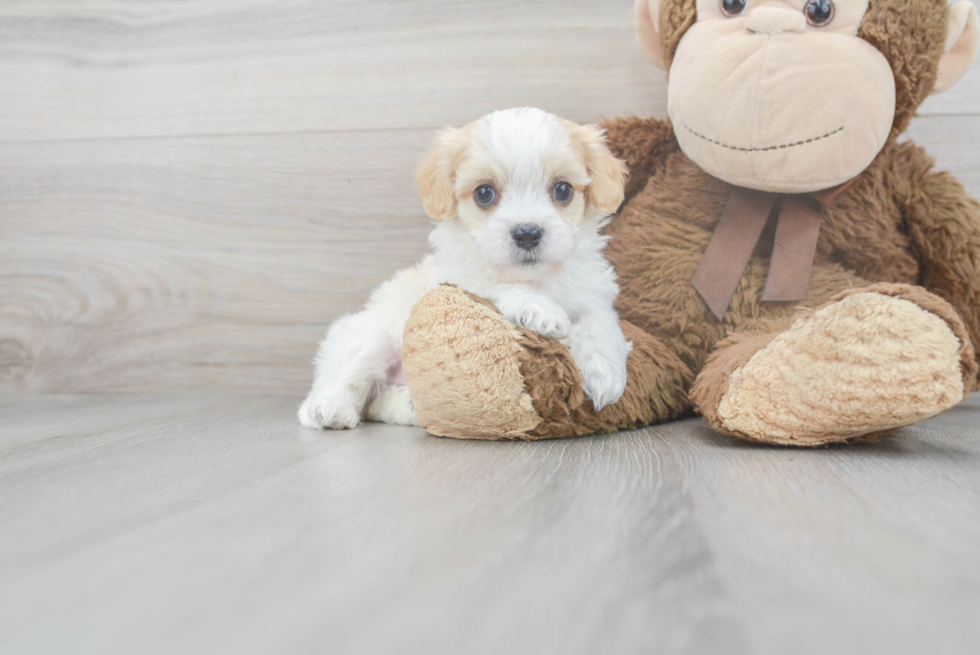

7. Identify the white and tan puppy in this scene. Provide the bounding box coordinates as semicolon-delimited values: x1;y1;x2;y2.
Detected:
299;107;630;430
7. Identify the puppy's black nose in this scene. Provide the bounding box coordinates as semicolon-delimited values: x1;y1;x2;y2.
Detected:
511;224;544;251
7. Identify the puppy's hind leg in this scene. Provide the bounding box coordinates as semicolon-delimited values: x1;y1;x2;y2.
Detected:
298;311;393;430
365;385;418;426
299;257;432;431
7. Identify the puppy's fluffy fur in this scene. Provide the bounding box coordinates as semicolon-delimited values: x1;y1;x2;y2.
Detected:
299;107;631;429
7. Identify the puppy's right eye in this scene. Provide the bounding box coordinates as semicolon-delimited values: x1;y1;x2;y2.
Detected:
474;184;496;207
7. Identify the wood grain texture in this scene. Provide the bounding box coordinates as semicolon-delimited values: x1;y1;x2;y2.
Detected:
0;0;666;142
0;130;434;392
1;393;978;654
0;0;972;143
1;0;979;394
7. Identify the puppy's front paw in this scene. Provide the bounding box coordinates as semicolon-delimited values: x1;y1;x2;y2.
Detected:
578;351;628;412
512;301;570;339
298;392;361;430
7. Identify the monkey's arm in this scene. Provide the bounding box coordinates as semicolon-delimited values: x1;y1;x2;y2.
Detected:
899;145;980;382
599;116;678;205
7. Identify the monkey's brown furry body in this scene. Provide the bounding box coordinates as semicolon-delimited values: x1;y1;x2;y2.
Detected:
401;0;980;446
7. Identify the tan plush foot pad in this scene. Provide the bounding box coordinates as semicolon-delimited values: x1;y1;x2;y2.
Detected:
402;285;542;439
710;284;976;446
402;285;694;440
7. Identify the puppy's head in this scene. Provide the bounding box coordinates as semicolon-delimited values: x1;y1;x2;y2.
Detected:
416;107;627;279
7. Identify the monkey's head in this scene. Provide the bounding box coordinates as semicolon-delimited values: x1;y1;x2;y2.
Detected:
636;0;979;193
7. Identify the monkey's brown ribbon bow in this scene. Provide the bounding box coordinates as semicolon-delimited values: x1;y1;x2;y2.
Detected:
692;181;857;320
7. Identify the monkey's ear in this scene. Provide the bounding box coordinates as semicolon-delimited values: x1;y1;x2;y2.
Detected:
635;0;666;69
934;1;979;94
567;122;629;215
416;128;467;221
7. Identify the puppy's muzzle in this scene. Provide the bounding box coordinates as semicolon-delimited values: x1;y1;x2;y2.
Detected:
511;224;544;251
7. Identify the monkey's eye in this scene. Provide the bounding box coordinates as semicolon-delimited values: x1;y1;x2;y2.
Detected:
552;181;573;204
804;0;834;26
720;0;747;17
474;184;496;207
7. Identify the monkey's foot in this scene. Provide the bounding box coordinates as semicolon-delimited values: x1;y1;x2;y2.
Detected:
693;284;977;446
401;285;543;439
401;284;693;440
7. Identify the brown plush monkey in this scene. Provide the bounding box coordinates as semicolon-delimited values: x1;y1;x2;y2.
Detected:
401;0;980;446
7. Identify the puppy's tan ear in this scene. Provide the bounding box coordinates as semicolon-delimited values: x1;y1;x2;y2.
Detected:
416;128;468;221
566;122;628;215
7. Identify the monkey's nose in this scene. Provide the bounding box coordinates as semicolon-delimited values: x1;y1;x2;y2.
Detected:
745;7;807;34
511;224;544;251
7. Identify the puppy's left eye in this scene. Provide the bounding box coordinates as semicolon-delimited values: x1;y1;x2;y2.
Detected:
552;182;573;204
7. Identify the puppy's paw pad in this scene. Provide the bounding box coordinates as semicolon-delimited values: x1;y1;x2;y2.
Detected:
298;396;361;430
516;302;571;339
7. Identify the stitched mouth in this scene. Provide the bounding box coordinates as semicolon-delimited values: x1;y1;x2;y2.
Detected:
681;122;844;153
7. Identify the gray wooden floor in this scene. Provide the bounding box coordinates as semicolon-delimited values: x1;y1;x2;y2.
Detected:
2;393;979;655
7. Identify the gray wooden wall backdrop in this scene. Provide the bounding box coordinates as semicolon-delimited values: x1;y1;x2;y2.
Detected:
1;0;979;395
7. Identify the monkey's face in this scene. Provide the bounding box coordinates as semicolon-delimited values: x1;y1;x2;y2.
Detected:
668;0;894;193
